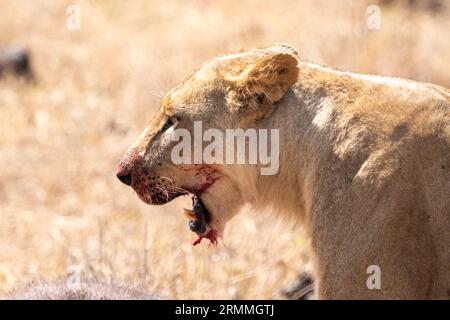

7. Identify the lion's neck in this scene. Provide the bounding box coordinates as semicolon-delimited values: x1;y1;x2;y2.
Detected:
234;63;345;227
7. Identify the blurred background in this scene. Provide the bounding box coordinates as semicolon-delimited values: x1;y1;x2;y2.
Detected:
0;0;449;299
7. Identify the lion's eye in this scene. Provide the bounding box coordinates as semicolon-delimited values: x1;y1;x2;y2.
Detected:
162;117;176;132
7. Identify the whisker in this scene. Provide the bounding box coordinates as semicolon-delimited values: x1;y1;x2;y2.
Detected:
150;90;164;99
170;186;190;194
159;176;174;184
154;185;170;201
159;176;190;195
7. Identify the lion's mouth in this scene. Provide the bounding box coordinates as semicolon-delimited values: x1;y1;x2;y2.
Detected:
123;163;222;246
129;172;188;205
134;183;220;246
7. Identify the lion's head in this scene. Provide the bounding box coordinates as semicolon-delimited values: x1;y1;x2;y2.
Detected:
116;44;299;244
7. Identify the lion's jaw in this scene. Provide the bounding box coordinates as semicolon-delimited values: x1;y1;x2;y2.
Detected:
117;145;245;242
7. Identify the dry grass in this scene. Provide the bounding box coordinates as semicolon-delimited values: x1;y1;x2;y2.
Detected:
0;0;449;299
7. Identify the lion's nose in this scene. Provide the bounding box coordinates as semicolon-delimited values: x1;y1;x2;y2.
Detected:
116;169;132;186
116;149;142;186
116;167;132;186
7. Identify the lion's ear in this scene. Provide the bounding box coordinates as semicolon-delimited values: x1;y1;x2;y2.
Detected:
227;53;299;114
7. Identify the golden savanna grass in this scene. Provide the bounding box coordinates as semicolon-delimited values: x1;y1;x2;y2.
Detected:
0;0;449;299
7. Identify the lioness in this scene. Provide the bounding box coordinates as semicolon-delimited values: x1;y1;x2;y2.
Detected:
117;44;449;299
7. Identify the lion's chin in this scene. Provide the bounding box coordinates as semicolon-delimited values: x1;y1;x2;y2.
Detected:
137;190;186;205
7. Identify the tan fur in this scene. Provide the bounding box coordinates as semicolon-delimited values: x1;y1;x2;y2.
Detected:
118;44;450;299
